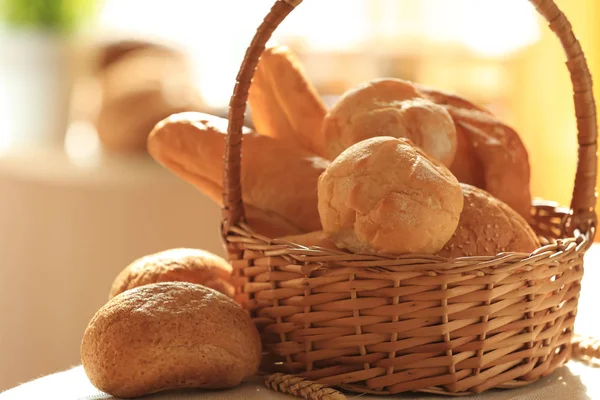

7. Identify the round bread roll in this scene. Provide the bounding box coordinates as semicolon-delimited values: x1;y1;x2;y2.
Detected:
322;78;457;166
438;184;540;258
318;137;463;255
81;282;261;398
109;248;235;299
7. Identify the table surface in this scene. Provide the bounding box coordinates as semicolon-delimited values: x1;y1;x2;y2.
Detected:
2;246;600;400
0;362;598;400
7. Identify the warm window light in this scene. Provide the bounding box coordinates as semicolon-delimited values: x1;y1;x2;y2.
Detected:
97;0;541;108
421;0;541;57
64;121;101;169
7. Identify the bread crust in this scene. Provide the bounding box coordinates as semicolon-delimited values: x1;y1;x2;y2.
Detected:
438;184;540;257
109;248;235;299
417;85;532;221
81;282;261;398
322;78;457;166
318;137;463;255
249;46;327;156
148;112;328;236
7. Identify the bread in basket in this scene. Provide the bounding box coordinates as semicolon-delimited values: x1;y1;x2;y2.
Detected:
220;0;597;395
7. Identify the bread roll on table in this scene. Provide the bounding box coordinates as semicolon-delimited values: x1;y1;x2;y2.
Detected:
109;248;235;299
81;282;261;398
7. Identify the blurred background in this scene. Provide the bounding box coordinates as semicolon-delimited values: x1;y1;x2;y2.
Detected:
0;0;598;392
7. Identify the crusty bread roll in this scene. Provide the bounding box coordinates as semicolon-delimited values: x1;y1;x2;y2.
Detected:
318;137;463;255
322;78;457;166
278;231;339;250
417;85;532;221
109;248;235;299
438;184;540;258
81;282;261;398
148;112;328;237
249;46;327;157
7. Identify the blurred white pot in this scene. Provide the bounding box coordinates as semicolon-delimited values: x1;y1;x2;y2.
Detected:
0;29;74;150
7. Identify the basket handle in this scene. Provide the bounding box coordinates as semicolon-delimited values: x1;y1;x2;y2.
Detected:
222;0;597;236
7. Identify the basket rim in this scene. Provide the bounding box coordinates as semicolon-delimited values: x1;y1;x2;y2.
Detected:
225;202;594;275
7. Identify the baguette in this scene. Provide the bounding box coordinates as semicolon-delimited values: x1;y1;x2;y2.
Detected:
249;46;327;157
148;112;327;237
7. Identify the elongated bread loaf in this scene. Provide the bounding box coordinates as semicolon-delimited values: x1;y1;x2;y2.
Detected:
249;46;327;157
148;112;327;237
417;85;532;221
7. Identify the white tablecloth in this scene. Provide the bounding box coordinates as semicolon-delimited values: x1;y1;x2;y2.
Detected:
0;362;598;400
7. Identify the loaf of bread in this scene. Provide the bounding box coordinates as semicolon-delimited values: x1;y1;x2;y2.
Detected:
97;48;203;153
438;184;540;258
249;46;327;157
148;112;328;237
109;248;235;299
95;39;182;72
454;115;532;222
318;137;463;255
322;78;457;166
417;85;532;221
81;282;261;398
277;231;339;250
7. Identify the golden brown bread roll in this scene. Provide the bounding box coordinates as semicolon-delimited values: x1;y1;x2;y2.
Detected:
322;78;457;166
81;282;261;398
109;248;235;299
438;184;540;258
417;85;532;221
318;137;463;255
96;48;203;153
249;45;327;157
278;231;339;250
148;112;328;237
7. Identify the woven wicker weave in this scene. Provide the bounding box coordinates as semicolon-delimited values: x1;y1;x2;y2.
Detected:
220;0;598;396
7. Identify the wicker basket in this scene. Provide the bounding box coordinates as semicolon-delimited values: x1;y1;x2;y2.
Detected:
220;0;598;395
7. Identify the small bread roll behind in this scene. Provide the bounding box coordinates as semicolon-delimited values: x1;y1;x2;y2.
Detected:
81;282;261;398
438;184;540;258
97;48;203;153
322;78;457;166
318;137;463;255
109;248;234;299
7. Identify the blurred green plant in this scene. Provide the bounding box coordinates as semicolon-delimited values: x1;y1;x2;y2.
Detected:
0;0;99;33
